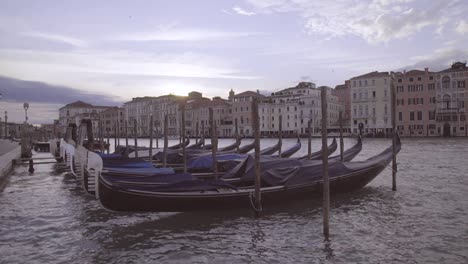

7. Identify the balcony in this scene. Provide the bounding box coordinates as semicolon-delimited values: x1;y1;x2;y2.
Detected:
436;108;461;115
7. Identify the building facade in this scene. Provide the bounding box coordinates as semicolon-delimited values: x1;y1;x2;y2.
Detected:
229;90;265;137
99;107;125;137
58;101;110;134
259;83;344;136
349;72;392;136
394;69;437;136
435;62;467;137
334;80;351;123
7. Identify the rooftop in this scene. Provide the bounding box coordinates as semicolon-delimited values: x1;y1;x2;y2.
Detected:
438;62;468;73
350;71;389;80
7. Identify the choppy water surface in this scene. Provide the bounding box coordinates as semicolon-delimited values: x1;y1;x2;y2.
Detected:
1;138;467;263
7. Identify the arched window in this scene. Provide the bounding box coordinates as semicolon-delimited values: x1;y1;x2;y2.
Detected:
443;94;450;109
442;76;450;89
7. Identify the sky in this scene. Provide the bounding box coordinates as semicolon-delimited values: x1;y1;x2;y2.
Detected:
0;0;467;123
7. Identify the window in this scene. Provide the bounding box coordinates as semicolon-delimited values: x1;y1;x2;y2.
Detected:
353;93;356;100
443;94;451;109
372;80;375;85
372;91;376;98
399;112;402;121
418;77;421;81
417;111;422;120
429;111;435;120
410;78;413;82
384;89;387;97
372;108;376;116
410;112;415;121
408;98;411;105
384;104;388;115
458;81;466;88
429;76;433;80
398;78;402;83
442;76;450;89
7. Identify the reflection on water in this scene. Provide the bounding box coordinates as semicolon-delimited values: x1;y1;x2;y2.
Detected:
1;137;468;263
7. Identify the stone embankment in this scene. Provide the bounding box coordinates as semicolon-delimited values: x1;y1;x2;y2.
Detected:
0;139;21;184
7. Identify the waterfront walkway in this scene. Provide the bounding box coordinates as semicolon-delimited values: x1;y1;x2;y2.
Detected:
0;139;21;182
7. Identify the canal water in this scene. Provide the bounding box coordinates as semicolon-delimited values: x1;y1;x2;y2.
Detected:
1;138;467;263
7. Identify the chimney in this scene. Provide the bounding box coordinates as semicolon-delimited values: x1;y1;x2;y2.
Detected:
256;89;260;94
425;67;428;74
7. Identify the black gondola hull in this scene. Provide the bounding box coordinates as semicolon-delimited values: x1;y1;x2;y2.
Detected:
98;162;386;212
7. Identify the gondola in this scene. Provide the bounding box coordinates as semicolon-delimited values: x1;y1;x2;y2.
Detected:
219;138;242;152
167;138;190;150
202;138;240;151
259;139;281;155
186;138;205;149
298;137;337;160
95;135;397;212
82;136;363;195
276;138;301;158
237;140;255;154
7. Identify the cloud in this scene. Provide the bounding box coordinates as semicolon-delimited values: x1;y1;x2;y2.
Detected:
0;75;122;106
115;28;263;41
0;49;262;81
456;20;468;35
20;31;88;48
399;47;468;71
245;0;467;43
232;6;256;16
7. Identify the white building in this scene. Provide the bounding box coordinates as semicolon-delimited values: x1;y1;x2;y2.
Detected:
58;101;110;135
349;72;393;135
259;83;343;136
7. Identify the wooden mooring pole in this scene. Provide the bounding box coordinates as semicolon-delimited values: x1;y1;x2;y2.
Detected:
308;119;312;159
114;122;117;153
181;104;187;173
156;120;159;149
106;127;110;154
209;108;218;179
252;98;262;215
278;114;282;157
235;118;239;152
125;120;129;155
321;86;330;239
195;121;199;144
116;120;120;150
133;119;138;158
149;115;153;163
339;111;344;162
391;77;397;191
201;121;205;147
163;115;168;167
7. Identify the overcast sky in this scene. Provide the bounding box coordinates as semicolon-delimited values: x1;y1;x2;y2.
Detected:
0;0;467;123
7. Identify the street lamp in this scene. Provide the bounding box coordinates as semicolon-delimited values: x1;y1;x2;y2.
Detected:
23;102;29;123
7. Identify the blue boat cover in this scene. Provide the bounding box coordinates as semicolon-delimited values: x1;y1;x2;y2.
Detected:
188;153;247;169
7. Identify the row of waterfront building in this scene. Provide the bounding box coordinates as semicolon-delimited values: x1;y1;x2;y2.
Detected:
57;61;468;138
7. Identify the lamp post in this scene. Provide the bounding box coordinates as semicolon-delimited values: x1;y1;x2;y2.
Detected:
24;103;29;123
